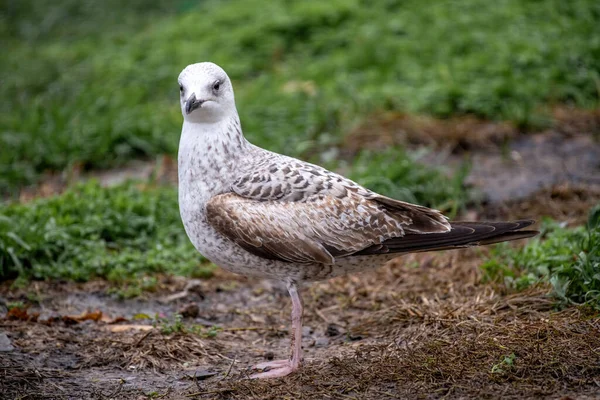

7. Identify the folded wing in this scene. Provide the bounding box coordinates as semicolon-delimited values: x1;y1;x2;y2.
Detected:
208;155;536;264
206;190;434;264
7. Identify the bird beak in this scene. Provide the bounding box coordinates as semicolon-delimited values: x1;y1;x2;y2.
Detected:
185;93;204;114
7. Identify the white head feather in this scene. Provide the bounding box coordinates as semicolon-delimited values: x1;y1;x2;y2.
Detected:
178;62;237;124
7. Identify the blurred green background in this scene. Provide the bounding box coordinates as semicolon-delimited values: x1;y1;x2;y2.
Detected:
1;0;599;294
1;0;599;194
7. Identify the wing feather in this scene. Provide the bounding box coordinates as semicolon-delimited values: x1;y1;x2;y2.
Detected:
206;191;406;264
205;152;536;264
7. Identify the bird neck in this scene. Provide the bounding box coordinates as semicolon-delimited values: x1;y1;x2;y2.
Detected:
178;112;251;187
180;112;249;153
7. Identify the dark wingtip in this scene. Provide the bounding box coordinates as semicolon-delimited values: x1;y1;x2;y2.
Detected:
356;218;539;256
513;219;536;229
476;229;539;246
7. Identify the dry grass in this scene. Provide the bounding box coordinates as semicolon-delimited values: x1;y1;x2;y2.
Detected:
2;251;599;399
209;306;600;399
190;253;600;399
344;112;518;155
81;329;223;371
552;107;600;137
344;107;600;156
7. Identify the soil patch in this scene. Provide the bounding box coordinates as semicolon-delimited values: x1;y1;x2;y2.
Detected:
344;112;518;155
480;183;600;226
463;132;600;204
345;107;600;155
1;250;599;399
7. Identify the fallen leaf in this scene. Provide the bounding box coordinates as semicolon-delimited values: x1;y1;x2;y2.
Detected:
6;307;28;320
100;314;128;324
63;310;103;324
107;325;154;332
6;307;39;322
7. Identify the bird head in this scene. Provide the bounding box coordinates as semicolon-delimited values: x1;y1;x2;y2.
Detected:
178;62;236;124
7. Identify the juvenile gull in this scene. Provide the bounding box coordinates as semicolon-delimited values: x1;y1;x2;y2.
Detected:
177;62;538;379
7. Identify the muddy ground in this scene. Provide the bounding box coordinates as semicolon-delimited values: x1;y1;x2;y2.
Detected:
2;113;600;399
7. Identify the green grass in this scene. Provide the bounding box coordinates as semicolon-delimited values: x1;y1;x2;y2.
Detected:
482;205;600;309
153;313;221;337
1;0;599;193
491;353;516;375
0;180;213;283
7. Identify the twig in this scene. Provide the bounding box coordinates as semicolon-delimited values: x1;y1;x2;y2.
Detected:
155;386;173;399
185;388;231;397
193;370;203;391
315;308;330;323
46;380;65;393
218;357;236;382
216;352;234;361
220;326;286;333
94;379;124;399
134;329;153;347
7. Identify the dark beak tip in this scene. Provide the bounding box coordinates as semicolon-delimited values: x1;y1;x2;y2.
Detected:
185;93;203;115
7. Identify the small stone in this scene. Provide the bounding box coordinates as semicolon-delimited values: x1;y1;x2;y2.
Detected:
302;326;313;337
326;323;341;337
180;370;218;381
214;303;228;313
161;280;205;303
347;332;363;341
178;303;199;319
185;280;205;299
264;351;275;360
0;332;14;352
315;337;329;348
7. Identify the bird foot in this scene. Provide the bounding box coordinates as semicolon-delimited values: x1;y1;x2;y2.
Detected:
249;359;297;379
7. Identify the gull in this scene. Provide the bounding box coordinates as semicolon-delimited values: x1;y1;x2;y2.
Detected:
177;62;538;379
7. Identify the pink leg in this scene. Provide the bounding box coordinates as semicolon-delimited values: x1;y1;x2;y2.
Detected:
250;281;303;379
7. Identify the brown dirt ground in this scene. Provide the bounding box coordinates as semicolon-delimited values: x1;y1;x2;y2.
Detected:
480;183;600;227
344;107;600;155
2;110;600;399
1;244;600;399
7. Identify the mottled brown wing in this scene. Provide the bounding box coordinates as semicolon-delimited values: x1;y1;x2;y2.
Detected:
367;194;453;234
232;153;451;234
206;191;408;264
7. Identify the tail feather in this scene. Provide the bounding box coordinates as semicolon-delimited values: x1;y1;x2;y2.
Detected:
356;219;538;256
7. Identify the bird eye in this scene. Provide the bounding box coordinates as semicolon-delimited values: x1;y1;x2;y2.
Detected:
212;80;221;93
179;84;184;93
